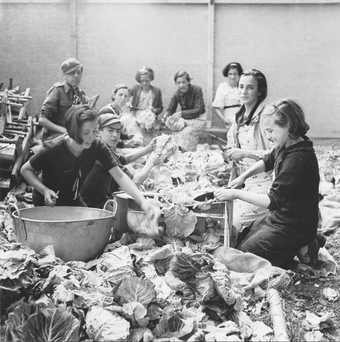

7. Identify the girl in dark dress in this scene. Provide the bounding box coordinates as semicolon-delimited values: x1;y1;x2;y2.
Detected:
215;99;320;267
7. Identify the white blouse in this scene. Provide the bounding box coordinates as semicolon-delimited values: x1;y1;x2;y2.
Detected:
212;81;240;122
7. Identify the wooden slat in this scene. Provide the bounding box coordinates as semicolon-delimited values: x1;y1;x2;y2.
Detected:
11;117;34;182
206;0;215;128
18;88;30;120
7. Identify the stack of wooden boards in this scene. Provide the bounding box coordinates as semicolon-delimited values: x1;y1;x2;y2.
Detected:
0;86;33;194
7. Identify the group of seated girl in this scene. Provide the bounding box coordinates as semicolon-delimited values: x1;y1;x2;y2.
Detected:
102;67;206;147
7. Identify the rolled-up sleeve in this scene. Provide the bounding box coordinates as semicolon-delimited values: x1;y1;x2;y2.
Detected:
40;88;59;120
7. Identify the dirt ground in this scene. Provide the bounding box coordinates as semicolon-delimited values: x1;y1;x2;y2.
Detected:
283;231;340;341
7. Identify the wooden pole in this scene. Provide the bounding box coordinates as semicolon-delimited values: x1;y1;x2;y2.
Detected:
11;117;34;182
207;0;215;128
267;288;290;342
18;88;31;120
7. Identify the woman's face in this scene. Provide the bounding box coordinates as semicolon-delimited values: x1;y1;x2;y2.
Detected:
238;75;260;106
63;68;83;88
99;124;121;149
79;120;98;149
263;114;289;148
176;76;190;93
227;68;240;87
139;74;152;89
115;88;130;108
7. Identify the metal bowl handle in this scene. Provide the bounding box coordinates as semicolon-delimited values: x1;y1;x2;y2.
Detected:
103;199;118;217
9;203;28;241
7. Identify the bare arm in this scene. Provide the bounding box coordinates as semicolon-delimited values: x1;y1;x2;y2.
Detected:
133;161;154;185
21;161;58;205
224;148;271;162
214;187;270;208
109;166;146;207
21;161;47;195
124;144;153;163
242;149;270;161
233;189;270;208
109;166;160;220
240;160;266;179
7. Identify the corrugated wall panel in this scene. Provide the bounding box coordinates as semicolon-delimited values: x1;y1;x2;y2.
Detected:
0;2;71;115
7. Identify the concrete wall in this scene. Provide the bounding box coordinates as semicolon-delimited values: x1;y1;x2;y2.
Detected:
214;3;340;137
1;1;339;137
77;2;208;111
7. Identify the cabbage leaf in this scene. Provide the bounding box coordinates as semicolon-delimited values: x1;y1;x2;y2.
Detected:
22;307;80;342
116;276;156;306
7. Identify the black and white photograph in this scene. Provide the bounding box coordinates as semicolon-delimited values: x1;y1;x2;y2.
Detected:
0;0;340;341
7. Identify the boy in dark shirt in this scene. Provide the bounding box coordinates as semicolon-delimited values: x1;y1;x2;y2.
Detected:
80;113;155;208
165;70;205;120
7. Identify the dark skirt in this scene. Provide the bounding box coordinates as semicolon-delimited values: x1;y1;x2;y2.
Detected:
236;216;315;267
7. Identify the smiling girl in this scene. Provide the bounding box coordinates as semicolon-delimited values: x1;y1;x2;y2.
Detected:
21;105;159;221
215;99;320;267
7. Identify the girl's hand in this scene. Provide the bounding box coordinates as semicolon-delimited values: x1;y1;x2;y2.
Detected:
141;199;161;222
159;112;169;123
43;188;59;206
149;154;163;166
147;137;157;152
214;188;237;201
224;148;246;162
172;111;182;120
229;175;246;189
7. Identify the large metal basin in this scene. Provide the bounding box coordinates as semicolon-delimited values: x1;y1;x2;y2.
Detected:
12;204;116;261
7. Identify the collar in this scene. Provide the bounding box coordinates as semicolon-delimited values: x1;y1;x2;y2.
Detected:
284;137;314;154
237;100;266;126
63;82;80;94
177;84;193;97
249;100;266;122
137;84;154;92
